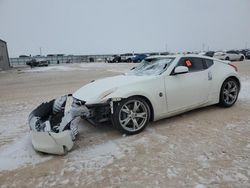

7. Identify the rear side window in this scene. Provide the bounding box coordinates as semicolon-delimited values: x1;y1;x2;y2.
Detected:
204;59;214;68
177;57;204;72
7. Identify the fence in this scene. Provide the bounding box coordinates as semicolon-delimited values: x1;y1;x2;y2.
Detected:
9;55;113;66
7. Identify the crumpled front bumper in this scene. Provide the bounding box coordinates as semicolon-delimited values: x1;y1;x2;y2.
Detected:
28;95;89;155
31;130;74;155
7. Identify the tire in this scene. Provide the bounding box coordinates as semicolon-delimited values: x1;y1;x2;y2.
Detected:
240;56;244;61
111;97;150;135
225;56;230;61
127;59;132;63
219;78;239;107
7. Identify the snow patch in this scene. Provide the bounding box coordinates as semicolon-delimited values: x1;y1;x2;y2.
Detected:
22;63;132;73
246;143;250;149
23;65;88;72
0;134;52;171
65;141;125;171
238;76;250;105
195;184;207;188
196;154;210;168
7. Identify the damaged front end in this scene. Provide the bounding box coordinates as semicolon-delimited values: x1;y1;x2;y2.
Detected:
28;95;90;155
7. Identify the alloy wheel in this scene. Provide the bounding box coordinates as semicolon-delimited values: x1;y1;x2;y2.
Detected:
119;100;148;132
223;80;238;105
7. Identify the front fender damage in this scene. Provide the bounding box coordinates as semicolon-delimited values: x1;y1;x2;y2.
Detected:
28;94;90;155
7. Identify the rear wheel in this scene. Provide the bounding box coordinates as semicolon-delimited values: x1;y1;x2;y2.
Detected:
112;97;150;135
225;56;230;61
219;78;239;107
240;56;244;61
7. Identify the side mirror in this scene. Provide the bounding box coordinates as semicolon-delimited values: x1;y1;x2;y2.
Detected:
173;66;189;75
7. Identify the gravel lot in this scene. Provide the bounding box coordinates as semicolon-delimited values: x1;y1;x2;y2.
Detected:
0;61;250;188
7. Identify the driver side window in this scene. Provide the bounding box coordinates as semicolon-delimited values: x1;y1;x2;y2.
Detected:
177;57;205;72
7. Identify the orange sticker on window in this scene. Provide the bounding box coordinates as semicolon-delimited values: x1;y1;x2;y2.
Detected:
185;60;192;67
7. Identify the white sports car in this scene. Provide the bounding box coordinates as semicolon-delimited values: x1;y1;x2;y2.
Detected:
29;55;240;154
214;51;245;61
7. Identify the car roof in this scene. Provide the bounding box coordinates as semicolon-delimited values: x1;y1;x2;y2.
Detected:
146;54;214;60
145;54;230;64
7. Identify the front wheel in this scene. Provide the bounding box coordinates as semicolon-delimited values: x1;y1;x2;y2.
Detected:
219;78;239;107
240;56;244;61
112;97;150;135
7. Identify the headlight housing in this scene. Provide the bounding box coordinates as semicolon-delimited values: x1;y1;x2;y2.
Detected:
72;98;86;107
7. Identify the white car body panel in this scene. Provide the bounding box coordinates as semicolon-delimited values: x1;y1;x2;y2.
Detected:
164;69;210;113
73;55;240;122
74;75;168;120
73;75;156;104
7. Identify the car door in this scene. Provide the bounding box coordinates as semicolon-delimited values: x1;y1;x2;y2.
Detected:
231;51;237;60
164;57;211;113
235;52;241;60
227;51;234;61
231;51;238;61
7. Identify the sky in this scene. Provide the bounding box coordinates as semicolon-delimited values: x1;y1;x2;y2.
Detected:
0;0;250;57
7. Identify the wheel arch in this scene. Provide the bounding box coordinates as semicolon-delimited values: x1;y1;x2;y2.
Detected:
125;95;154;122
218;75;240;107
223;76;241;91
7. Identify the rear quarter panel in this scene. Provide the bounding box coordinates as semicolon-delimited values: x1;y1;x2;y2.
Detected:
209;60;239;103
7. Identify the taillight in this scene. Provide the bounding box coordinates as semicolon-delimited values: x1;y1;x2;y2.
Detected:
228;63;238;72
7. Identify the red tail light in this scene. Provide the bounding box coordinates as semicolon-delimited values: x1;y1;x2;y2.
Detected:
228;63;238;72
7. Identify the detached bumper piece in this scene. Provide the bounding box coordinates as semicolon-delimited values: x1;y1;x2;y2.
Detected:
28;95;90;155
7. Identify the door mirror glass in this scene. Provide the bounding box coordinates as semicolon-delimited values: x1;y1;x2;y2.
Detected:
174;66;189;75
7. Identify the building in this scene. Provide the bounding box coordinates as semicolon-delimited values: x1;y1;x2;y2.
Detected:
0;39;10;70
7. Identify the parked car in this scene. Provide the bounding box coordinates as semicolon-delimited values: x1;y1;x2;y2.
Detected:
239;49;249;57
132;54;148;63
198;52;206;56
29;54;240;154
19;55;29;58
120;53;136;62
246;51;250;59
107;55;121;63
26;58;49;67
65;59;72;64
204;51;215;57
214;51;244;61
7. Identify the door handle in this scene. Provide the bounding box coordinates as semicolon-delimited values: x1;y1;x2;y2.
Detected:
208;71;212;80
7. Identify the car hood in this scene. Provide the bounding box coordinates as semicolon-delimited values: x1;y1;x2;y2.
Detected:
73;75;154;103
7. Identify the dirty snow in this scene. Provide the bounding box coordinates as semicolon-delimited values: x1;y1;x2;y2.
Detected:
0;134;52;171
238;76;250;105
22;63;131;73
65;140;126;171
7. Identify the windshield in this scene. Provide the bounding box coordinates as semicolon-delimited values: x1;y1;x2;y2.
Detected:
215;52;225;55
126;58;174;76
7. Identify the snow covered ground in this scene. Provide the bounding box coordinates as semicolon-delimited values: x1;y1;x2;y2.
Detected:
0;61;250;187
22;63;131;73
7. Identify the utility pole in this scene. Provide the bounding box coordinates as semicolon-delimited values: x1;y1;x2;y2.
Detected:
39;47;42;56
202;43;205;51
165;43;168;52
245;42;248;49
